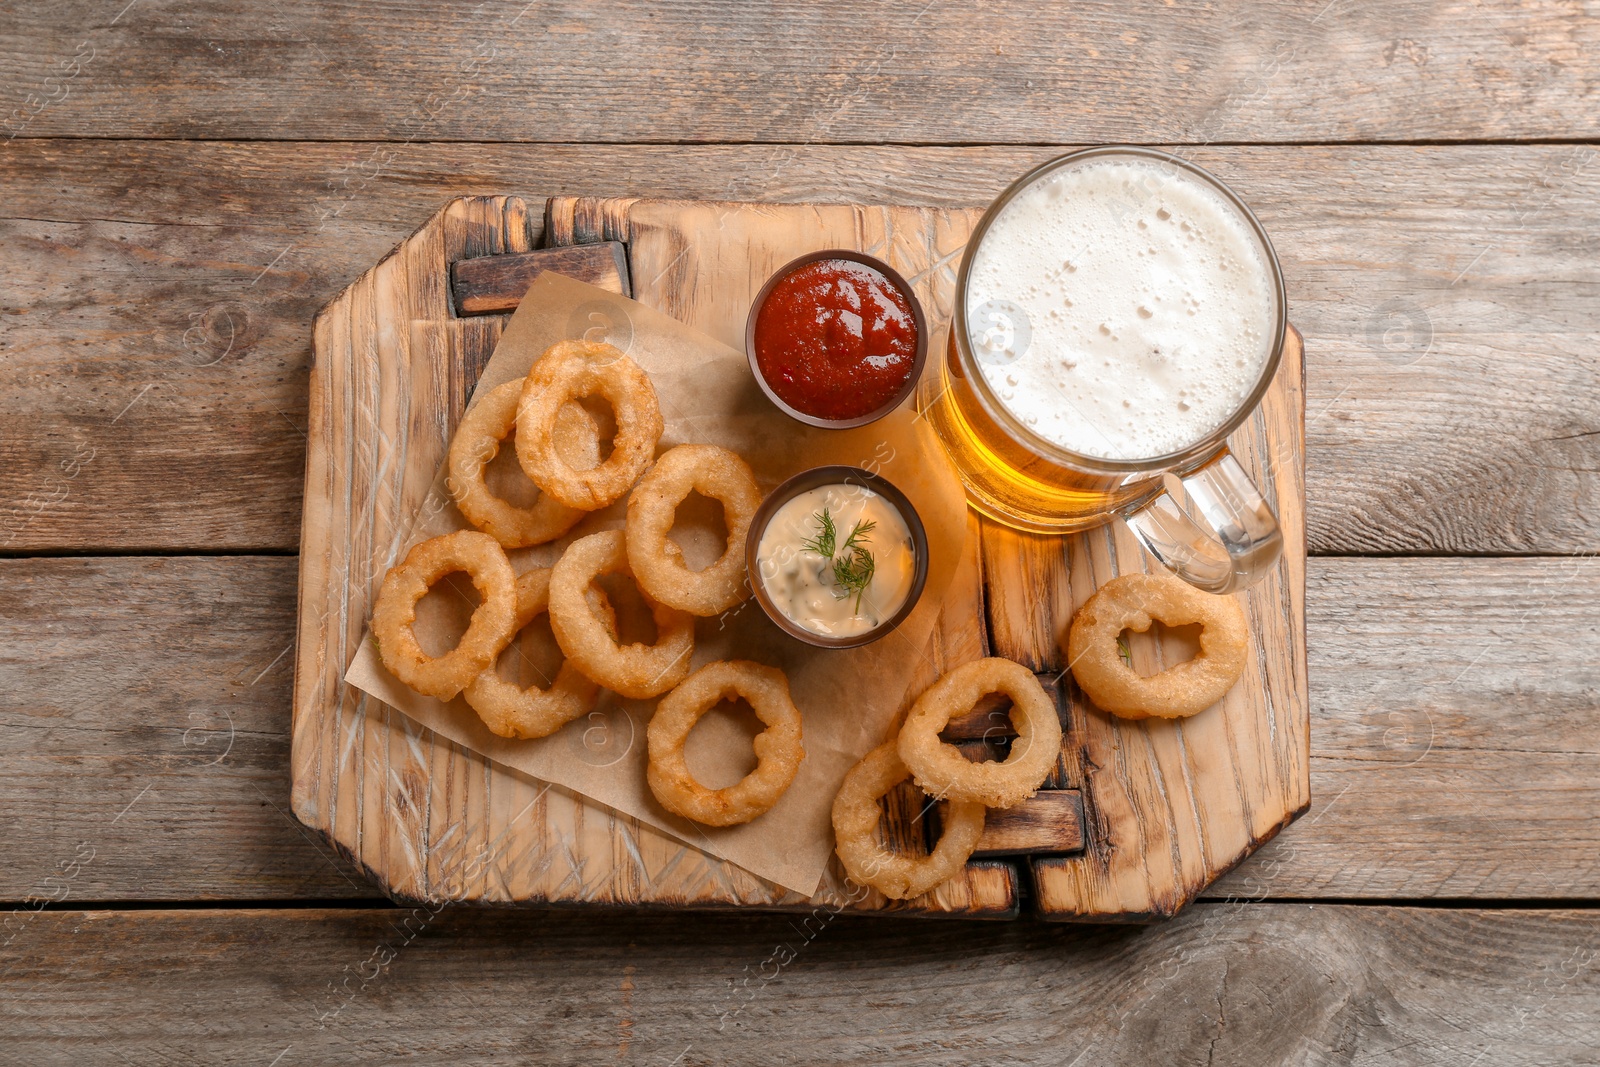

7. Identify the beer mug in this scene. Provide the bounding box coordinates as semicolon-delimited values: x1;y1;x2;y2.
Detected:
920;147;1286;594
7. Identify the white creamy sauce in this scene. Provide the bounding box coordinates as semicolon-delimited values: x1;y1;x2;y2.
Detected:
966;157;1277;461
756;484;915;638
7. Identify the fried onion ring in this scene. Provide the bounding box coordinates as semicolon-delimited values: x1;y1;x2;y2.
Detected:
448;378;600;547
897;658;1062;809
372;531;517;701
831;741;985;901
1066;572;1249;720
515;340;664;511
646;660;804;826
463;568;602;739
626;444;761;616
548;529;694;699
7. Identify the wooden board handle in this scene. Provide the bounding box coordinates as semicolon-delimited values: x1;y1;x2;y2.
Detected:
928;740;1086;857
451;242;630;315
926;789;1086;858
972;791;1085;857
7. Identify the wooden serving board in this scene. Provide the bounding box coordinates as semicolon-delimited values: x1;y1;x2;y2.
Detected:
293;195;1308;921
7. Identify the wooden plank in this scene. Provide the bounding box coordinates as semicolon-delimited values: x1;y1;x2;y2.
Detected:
2;141;1596;554
3;2;1598;142
0;556;376;901
968;791;1086;858
3;555;1597;902
1209;553;1600;901
451;242;630;314
3;906;1598;1065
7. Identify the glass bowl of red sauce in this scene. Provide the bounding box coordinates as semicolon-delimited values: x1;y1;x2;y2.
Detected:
745;250;927;428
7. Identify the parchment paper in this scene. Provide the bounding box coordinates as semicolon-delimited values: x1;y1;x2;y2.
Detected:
345;272;968;896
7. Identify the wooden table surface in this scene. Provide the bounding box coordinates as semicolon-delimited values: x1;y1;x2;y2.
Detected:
2;2;1596;1063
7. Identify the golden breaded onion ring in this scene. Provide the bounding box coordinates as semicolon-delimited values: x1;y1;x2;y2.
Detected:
646;660;804;826
548;529;694;699
1066;572;1249;720
515;340;663;511
463;568;602;739
447;378;600;548
831;741;985;901
626;444;761;616
897;657;1062;809
371;531;517;701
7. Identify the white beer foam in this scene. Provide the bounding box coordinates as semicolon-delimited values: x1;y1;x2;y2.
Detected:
967;158;1276;461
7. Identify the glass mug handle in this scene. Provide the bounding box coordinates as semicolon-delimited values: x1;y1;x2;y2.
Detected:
1121;450;1283;594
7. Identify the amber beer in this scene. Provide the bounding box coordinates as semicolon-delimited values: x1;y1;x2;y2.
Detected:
919;147;1288;591
920;331;1162;532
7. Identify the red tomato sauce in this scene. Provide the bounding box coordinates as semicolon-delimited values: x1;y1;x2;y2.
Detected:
752;258;918;421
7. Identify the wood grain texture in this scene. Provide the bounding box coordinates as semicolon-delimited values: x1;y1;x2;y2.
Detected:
452;242;630;314
3;140;1596;554
4;905;1599;1065
0;556;375;901
968;791;1086;858
4;555;1596;903
1214;554;1600;901
3;1;1598;143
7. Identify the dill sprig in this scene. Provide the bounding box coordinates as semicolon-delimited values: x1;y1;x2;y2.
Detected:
801;509;838;559
802;507;878;613
833;519;877;612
